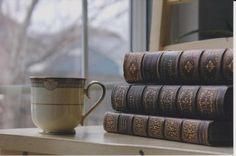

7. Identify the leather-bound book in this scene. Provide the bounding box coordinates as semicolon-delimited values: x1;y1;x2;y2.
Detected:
118;113;134;135
111;84;131;112
103;112;119;133
196;86;233;120
164;118;182;141
123;49;232;85
123;52;145;83
142;52;163;83
176;86;200;117
127;85;146;113
222;49;233;84
142;85;162;114
200;49;226;84
179;50;204;84
147;116;165;139
182;120;233;146
104;112;233;146
159;51;183;84
111;84;233;120
133;115;149;136
158;85;181;116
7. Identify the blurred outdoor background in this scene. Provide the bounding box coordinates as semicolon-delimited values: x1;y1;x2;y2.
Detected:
0;0;128;128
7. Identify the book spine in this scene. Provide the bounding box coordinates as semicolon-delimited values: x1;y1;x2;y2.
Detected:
142;52;163;83
164;118;183;141
118;113;133;135
133;115;149;136
158;85;181;116
111;84;233;120
182;120;210;145
103;112;119;133
222;49;233;84
176;86;200;117
123;52;145;83
142;85;162;115
103;112;233;146
147;116;165;138
111;84;131;112
200;49;226;84
196;86;233;120
127;85;146;113
179;50;204;84
123;49;233;85
159;51;183;84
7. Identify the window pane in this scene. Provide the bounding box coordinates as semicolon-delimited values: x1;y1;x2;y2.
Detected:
86;0;129;125
0;0;82;128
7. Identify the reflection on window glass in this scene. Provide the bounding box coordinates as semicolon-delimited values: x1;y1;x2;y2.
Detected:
0;0;83;128
85;0;129;125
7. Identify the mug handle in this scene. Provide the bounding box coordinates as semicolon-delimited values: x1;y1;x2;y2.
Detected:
80;81;106;126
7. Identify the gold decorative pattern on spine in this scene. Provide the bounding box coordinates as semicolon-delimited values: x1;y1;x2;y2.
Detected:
198;89;217;117
148;117;164;138
104;113;118;133
143;87;158;112
113;85;128;110
184;60;194;73
133;116;148;136
124;53;144;82
164;119;182;141
182;120;199;144
177;89;194;114
206;60;216;72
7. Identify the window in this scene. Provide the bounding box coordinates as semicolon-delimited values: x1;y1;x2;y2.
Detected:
0;0;129;128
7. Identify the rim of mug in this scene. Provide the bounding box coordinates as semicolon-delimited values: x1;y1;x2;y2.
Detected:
30;76;86;80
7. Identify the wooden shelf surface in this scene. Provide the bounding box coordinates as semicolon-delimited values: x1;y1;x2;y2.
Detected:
0;126;233;155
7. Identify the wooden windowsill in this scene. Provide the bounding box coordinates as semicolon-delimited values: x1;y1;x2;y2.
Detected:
0;126;233;155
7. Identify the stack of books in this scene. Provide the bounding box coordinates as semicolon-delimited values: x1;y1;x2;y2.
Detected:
103;49;233;146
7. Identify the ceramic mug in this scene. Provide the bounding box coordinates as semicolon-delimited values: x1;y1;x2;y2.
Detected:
30;77;106;134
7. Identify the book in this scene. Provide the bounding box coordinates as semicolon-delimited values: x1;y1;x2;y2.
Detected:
123;52;144;83
222;48;233;84
111;84;233;120
123;49;233;85
103;112;233;146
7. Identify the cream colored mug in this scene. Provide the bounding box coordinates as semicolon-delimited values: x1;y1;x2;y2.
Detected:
30;77;106;134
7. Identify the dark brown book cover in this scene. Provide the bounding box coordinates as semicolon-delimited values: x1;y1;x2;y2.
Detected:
111;84;232;120
123;49;232;85
179;50;204;84
127;85;146;113
159;51;183;84
111;84;131;112
196;86;233;120
182;120;201;144
142;86;162;114
103;112;119;133
176;86;200;117
123;53;144;83
164;118;182;141
133;115;149;136
118;113;134;135
159;85;181;116
142;52;163;83
147;116;165;139
104;112;233;146
200;49;226;84
222;49;233;84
